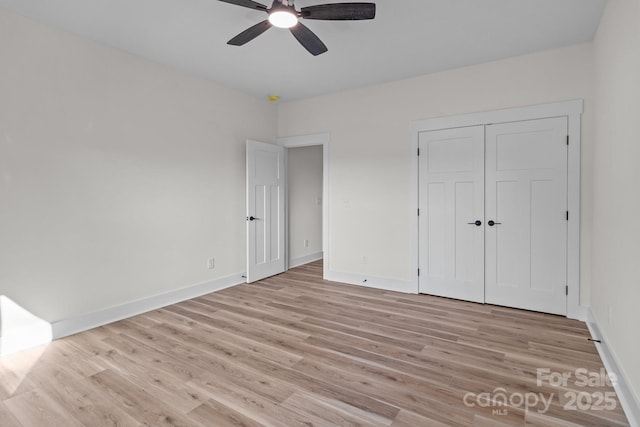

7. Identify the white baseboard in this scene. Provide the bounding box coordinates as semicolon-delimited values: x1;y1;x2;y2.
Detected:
289;252;323;269
587;308;640;427
51;272;246;339
325;270;417;294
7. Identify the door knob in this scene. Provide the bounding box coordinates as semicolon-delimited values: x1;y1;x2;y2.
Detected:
247;216;259;221
488;220;502;226
467;220;482;226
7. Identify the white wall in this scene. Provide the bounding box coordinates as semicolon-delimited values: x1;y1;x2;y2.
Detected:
278;44;595;298
288;146;323;264
592;0;640;408
0;9;277;324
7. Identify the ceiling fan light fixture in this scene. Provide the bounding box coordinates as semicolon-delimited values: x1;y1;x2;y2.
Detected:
268;10;298;28
220;0;376;55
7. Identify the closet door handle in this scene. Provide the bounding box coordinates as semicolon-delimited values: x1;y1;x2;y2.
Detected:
488;220;502;226
467;220;482;226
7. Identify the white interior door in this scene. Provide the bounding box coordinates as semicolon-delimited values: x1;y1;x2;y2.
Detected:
485;117;568;315
246;140;286;283
418;126;485;302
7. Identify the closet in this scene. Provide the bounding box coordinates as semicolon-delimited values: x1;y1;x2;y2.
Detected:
418;116;569;315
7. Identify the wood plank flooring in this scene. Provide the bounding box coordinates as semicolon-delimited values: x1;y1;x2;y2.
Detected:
0;261;629;426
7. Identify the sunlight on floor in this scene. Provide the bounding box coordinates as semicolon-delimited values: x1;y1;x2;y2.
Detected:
0;344;48;397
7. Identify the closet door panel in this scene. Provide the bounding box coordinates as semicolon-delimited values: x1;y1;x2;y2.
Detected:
485;117;568;315
418;126;485;303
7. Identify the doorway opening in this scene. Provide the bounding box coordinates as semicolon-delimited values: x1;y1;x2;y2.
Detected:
287;145;324;268
279;133;330;279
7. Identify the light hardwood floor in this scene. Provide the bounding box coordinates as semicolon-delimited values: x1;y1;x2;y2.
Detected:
0;261;629;426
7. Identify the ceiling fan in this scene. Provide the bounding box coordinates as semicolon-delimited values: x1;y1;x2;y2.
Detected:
218;0;376;56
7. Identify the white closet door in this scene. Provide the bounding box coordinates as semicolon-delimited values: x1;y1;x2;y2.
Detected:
419;126;485;302
485;117;568;315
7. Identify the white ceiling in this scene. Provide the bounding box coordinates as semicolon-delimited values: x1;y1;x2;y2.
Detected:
0;0;606;101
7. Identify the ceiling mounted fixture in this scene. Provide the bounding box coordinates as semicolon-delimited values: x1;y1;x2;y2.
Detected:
218;0;376;56
268;10;298;28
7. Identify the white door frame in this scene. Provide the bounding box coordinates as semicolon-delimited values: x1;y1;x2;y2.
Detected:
410;99;584;320
277;133;330;280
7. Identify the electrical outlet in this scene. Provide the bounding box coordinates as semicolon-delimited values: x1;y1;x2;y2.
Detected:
207;258;215;270
362;256;368;264
316;197;322;205
304;239;309;248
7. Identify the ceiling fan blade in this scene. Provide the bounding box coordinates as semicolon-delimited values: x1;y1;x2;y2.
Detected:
289;22;328;56
227;20;272;46
300;3;376;20
217;0;268;12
